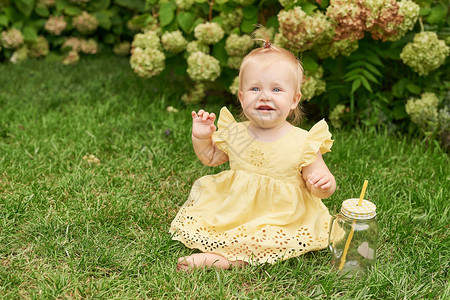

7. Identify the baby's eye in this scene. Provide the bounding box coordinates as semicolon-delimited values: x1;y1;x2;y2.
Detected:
273;88;282;92
250;87;260;91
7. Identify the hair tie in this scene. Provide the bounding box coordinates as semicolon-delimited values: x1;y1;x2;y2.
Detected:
263;41;272;49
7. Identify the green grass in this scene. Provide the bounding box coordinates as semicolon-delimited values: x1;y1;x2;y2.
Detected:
0;55;449;299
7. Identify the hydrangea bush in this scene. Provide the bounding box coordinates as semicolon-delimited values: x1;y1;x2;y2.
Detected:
0;0;448;143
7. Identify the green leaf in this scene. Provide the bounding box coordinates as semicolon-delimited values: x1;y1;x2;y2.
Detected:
302;56;318;72
344;74;362;82
22;26;38;42
103;33;116;44
212;39;227;67
362;69;379;84
406;83;421;95
266;16;279;29
0;15;8;27
114;0;146;12
14;0;34;17
193;17;205;29
347;61;365;69
64;6;83;16
159;1;176;27
177;12;196;34
129;14;154;28
93;11;112;30
242;5;258;19
419;7;431;17
344;68;362;79
320;0;329;9
56;0;71;11
366;53;383;67
426;5;447;25
392;78;409;98
351;79;361;94
300;2;317;15
364;62;382;77
112;25;123;35
241;18;256;33
109;11;123;26
360;76;372;93
35;6;50;18
392;102;408;120
87;0;111;11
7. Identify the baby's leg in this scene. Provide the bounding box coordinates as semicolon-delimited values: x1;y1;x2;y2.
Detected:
177;253;247;271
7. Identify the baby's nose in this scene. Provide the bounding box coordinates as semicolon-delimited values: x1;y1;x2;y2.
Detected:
259;91;271;101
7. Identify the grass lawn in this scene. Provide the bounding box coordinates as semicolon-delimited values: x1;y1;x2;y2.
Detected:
0;55;449;299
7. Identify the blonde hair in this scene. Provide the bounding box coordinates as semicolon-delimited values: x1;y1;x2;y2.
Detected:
238;30;304;125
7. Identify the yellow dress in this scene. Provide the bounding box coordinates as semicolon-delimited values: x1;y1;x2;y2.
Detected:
170;107;333;264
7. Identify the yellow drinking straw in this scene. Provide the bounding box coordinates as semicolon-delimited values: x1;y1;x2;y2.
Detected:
338;180;369;270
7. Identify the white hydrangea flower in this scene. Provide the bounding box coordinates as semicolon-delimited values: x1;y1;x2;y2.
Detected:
329;104;347;128
315;39;359;59
45;15;67;35
175;0;195;10
279;0;299;7
386;0;420;41
28;36;50;58
405;92;439;130
181;83;206;103
229;76;239;95
113;42;131;56
274;33;289;48
130;47;166;78
186;40;209;54
235;0;256;5
36;0;55;8
301;67;326;101
438;106;450;134
1;28;24;49
194;22;225;45
10;46;28;64
161;30;188;53
80;39;97;54
227;56;242;69
62;37;83;52
400;32;449;76
72;11;98;34
132;31;162;50
326;0;367;40
278;7;333;52
187;51;221;82
219;9;243;33
225;34;254;56
62;50;80;65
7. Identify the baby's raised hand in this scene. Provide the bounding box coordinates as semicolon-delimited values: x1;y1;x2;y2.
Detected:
307;170;334;191
192;109;217;140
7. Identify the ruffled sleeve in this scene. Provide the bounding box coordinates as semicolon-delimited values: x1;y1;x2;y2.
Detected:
299;119;333;168
211;107;237;154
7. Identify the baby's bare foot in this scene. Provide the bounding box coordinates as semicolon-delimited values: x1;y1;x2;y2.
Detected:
177;253;246;271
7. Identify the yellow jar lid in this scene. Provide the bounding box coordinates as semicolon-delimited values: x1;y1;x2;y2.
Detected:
341;198;376;220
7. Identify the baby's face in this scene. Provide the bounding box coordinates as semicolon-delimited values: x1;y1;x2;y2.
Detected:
238;62;301;129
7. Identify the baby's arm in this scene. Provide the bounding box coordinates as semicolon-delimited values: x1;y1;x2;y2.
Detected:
191;109;229;166
302;152;336;199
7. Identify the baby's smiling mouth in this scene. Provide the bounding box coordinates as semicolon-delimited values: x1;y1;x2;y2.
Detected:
256;105;274;111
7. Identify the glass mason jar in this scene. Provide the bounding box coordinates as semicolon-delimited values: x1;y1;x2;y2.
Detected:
328;198;378;274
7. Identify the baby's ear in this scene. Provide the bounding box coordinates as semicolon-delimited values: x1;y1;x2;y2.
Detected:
238;90;243;103
292;92;302;108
